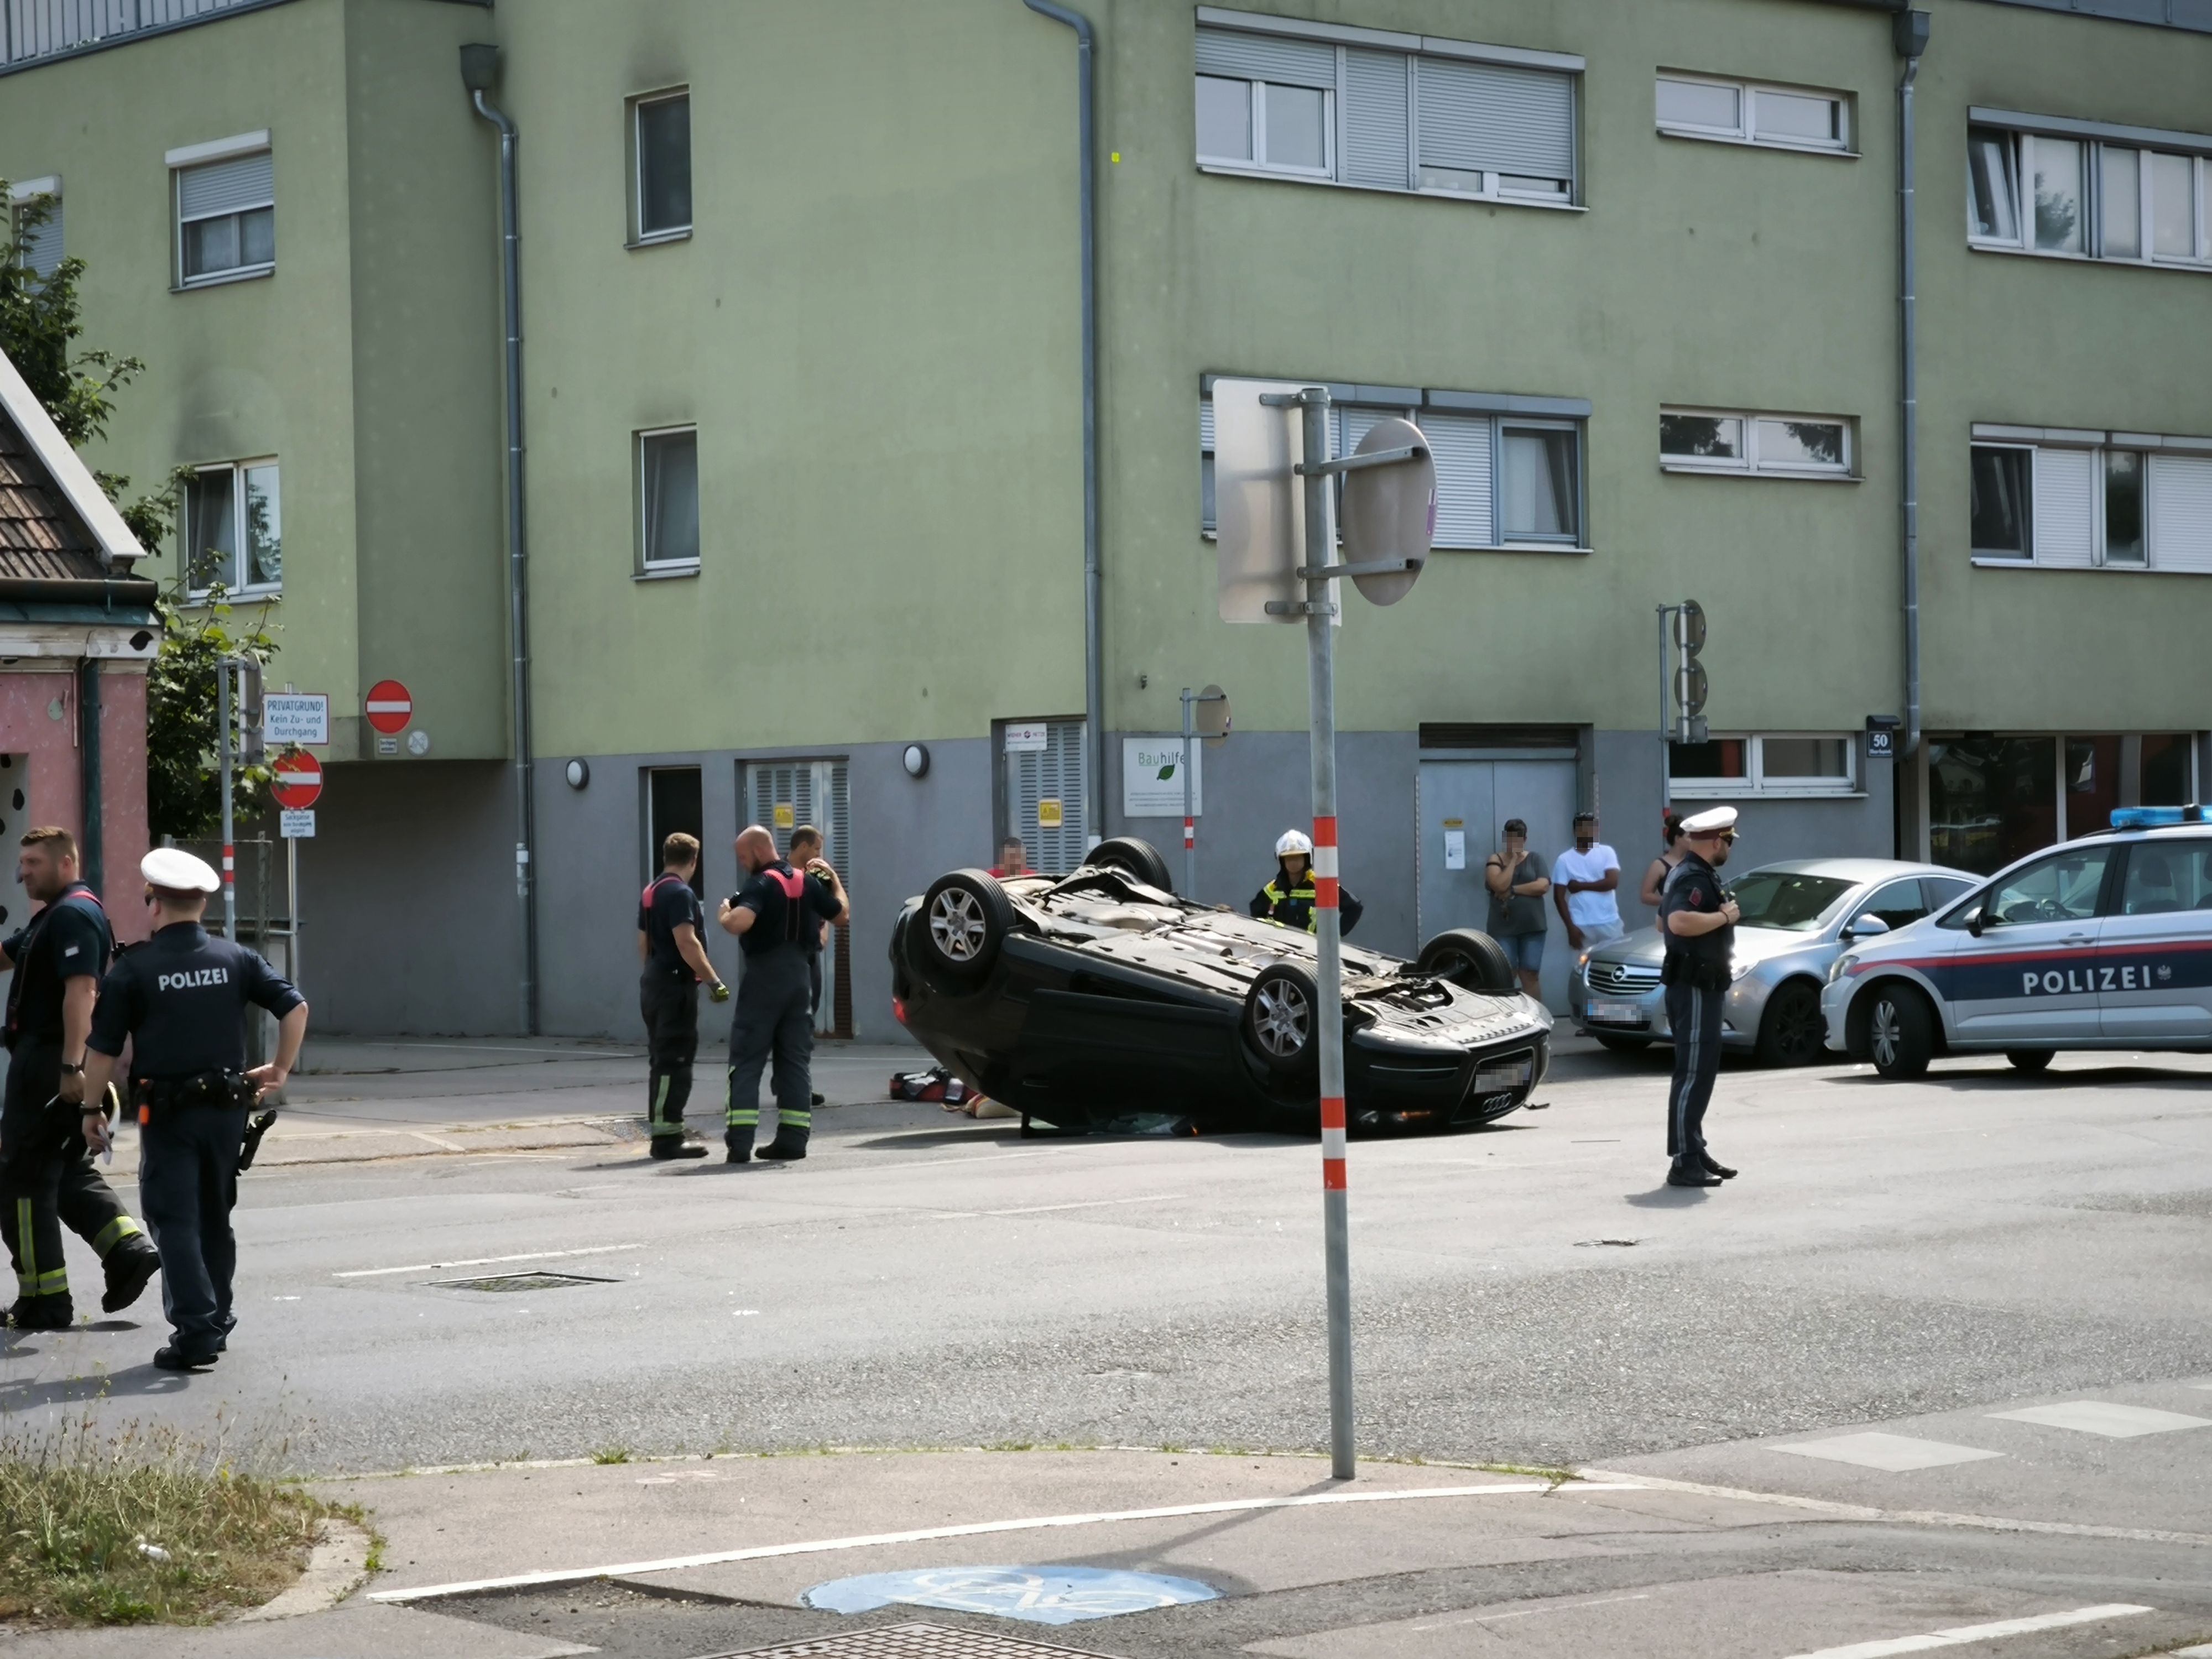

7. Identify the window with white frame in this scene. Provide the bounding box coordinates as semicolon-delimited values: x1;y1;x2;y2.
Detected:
1656;73;1849;153
170;135;273;286
1968;116;2211;268
7;178;62;279
637;426;700;572
1671;734;1857;797
632;90;691;242
1199;383;1587;549
1970;426;2212;573
1660;409;1853;477
183;461;280;595
1194;10;1580;205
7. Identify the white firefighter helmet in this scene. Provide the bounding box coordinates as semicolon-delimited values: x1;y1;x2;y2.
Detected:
1275;828;1314;858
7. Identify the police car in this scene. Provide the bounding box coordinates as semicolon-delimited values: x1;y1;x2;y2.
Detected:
1822;807;2212;1078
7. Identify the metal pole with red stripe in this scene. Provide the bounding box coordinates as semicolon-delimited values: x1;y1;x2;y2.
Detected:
217;659;237;941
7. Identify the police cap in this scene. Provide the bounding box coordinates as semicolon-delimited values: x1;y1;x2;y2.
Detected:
1679;805;1739;838
142;847;220;893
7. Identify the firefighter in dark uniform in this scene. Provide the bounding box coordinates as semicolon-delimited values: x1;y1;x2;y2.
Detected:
1250;829;1364;936
638;832;727;1161
1;826;160;1330
1658;805;1740;1189
717;826;846;1164
79;849;307;1371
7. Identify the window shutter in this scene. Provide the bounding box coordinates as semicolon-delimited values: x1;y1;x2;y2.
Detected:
1011;722;1088;875
1195;28;1337;90
1422;413;1494;548
2150;454;2212;573
2031;447;2095;567
1342;48;1411;189
1415;58;1574;181
178;151;273;220
19;202;62;278
1199;395;1215;452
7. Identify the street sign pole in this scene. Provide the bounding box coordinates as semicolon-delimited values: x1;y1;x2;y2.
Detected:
1657;606;1674;817
217;660;236;941
288;833;300;1000
1180;688;1197;899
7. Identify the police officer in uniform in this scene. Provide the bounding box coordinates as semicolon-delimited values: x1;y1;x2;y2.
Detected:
79;849;307;1370
1;827;160;1328
717;826;846;1164
638;832;727;1161
1658;805;1741;1189
1250;829;1364;936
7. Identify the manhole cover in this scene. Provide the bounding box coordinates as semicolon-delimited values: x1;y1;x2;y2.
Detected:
805;1566;1218;1625
701;1623;1119;1658
429;1271;619;1292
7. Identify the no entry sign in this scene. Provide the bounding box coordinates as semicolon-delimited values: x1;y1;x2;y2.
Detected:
364;679;413;734
271;752;323;810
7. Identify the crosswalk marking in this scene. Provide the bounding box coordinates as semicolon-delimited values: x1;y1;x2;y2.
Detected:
1771;1432;2004;1473
1987;1400;2211;1438
1781;1603;2153;1659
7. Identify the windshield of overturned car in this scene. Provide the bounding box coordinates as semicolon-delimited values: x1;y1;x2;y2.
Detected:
1728;872;1854;932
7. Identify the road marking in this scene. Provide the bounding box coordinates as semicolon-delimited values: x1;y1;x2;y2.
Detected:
933;1193;1188;1219
1407;1593;1650;1632
333;1244;644;1279
368;1480;1646;1603
1987;1400;2210;1438
1772;1433;2004;1473
1779;1603;2153;1659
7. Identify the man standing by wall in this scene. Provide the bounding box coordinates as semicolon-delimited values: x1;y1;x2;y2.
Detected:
718;826;846;1164
1484;819;1552;1000
1553;811;1625;956
639;833;726;1161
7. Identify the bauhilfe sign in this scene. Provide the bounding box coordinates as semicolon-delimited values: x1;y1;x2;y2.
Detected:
1122;737;1201;818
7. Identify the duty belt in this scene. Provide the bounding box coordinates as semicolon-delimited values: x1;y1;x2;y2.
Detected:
137;1070;258;1112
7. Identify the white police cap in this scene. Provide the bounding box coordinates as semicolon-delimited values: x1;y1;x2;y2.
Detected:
1679;805;1739;836
142;847;220;894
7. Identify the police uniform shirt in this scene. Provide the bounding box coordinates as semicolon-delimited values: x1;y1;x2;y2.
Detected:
87;923;304;1081
7;883;112;1047
730;862;841;958
1657;852;1733;972
640;872;706;978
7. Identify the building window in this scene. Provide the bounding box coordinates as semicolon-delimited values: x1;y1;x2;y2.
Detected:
1968;119;2211;268
182;462;280;596
1660;409;1852;477
1970;427;2212;572
633;90;692;242
171;139;273;286
1193;12;1580;206
637;426;700;572
7;178;62;279
1655;74;1849;153
1671;734;1856;797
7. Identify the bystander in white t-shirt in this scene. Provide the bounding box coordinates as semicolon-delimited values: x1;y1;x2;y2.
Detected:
1554;842;1623;932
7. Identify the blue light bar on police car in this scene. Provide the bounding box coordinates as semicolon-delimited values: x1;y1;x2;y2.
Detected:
2110;805;2207;828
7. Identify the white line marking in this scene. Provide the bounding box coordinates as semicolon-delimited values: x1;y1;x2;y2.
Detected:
975;1193;1186;1218
334;1244;643;1280
368;1480;1645;1603
1780;1604;2153;1659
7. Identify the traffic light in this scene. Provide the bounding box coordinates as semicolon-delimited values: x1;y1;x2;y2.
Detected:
1672;601;1707;744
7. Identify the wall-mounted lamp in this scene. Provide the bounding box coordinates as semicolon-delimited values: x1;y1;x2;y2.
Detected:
565;758;590;789
901;743;930;779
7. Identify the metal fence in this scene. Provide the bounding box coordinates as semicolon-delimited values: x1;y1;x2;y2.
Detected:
3;0;286;70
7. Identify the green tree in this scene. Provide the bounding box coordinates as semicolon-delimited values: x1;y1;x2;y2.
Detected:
2;185;278;836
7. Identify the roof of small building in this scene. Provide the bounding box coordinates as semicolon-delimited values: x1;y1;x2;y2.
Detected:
0;345;148;586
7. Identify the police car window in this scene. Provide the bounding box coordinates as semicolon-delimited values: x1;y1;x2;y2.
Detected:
1982;846;2114;927
1727;872;1853;931
2120;839;2211;915
1860;880;1929;930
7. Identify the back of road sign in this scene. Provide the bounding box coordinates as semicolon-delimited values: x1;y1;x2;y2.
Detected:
1340;416;1436;607
1214;378;1337;625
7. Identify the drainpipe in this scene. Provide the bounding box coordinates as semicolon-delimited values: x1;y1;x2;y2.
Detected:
1896;12;1929;776
77;657;101;895
1021;1;1103;847
462;44;540;1035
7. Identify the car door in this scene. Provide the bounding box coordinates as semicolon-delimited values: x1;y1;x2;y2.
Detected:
1940;843;2116;1045
2100;838;2212;1041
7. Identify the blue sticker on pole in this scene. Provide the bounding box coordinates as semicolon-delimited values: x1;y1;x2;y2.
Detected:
801;1564;1220;1625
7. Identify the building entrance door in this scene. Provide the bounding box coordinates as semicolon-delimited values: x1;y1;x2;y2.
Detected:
1416;759;1577;1010
744;759;851;1037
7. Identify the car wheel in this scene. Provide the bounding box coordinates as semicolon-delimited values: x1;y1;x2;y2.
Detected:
909;869;1014;988
1413;928;1516;995
1085;836;1174;891
1754;979;1826;1068
1593;1033;1651;1055
2006;1048;2055;1074
1865;985;1934;1080
1243;963;1319;1077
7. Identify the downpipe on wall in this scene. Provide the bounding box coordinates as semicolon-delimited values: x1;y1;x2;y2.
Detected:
1897;12;1929;770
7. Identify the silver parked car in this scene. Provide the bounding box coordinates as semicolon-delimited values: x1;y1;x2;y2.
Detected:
1569;858;1976;1066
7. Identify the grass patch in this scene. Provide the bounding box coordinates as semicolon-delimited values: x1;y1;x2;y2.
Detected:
1;1416;332;1627
589;1446;632;1465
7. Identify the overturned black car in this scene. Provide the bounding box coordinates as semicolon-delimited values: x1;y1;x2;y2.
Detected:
889;837;1551;1134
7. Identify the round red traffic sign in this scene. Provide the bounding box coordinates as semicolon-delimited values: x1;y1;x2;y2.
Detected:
271;753;322;810
364;679;413;734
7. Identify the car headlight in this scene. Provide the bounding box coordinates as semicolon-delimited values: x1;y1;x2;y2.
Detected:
1828;953;1858;985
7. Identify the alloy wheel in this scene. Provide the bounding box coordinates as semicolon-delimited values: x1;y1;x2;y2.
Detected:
929;889;987;961
1870;999;1901;1068
1253;979;1311;1058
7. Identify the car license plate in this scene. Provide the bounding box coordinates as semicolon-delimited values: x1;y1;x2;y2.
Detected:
1474;1057;1532;1094
1587;1000;1646;1025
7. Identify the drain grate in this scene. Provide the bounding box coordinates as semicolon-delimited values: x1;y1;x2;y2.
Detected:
429;1270;619;1293
700;1622;1120;1658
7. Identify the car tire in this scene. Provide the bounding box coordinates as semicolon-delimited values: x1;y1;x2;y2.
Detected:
1086;836;1175;892
2005;1048;2055;1074
1593;1033;1651;1055
1865;984;1934;1080
909;869;1014;989
1413;928;1517;995
1754;979;1827;1068
1243;962;1319;1077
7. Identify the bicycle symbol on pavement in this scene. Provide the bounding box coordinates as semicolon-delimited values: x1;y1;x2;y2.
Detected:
802;1564;1220;1626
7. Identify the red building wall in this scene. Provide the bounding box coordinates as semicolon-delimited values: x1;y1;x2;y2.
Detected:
0;665;152;942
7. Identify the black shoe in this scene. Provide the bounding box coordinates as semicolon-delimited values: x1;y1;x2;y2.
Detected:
9;1297;74;1331
724;1147;752;1164
756;1140;807;1162
1700;1152;1739;1180
810;1092;826;1107
102;1245;161;1313
1667;1162;1723;1188
153;1345;218;1372
650;1140;708;1161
